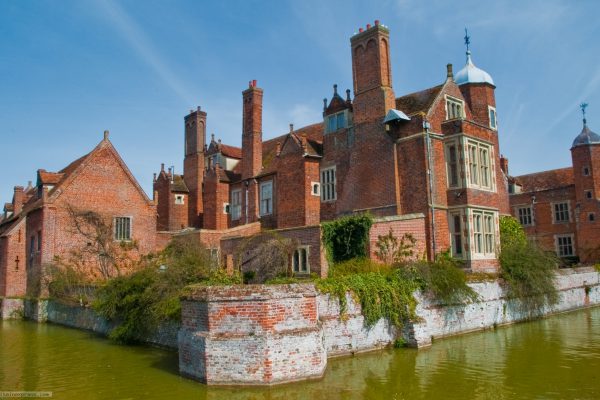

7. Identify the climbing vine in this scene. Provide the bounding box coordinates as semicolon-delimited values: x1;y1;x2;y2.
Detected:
321;214;373;263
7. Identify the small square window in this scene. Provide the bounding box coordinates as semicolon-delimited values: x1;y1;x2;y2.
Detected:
175;195;184;205
311;182;320;196
583;167;590;176
590;213;596;222
223;203;230;214
585;190;593;199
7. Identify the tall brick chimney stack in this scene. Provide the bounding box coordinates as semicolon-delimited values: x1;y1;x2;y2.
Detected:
241;80;263;180
499;155;509;175
350;20;395;124
183;106;207;228
13;186;24;215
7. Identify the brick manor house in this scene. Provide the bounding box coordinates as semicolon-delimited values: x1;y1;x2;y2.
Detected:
3;22;599;299
153;21;510;274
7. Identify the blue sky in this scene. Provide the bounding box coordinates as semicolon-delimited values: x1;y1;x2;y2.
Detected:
1;0;599;202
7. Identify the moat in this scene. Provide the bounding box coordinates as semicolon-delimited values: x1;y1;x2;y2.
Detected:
1;307;600;399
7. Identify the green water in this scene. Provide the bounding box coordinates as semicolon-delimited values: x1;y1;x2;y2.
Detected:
2;308;600;400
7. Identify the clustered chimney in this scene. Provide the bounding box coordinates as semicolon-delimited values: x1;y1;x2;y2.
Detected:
241;79;263;180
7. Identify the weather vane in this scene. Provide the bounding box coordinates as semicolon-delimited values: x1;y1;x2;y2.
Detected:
464;28;470;52
581;102;588;125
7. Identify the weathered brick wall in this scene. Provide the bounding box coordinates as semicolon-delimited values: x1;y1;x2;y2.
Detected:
178;268;600;385
179;284;326;385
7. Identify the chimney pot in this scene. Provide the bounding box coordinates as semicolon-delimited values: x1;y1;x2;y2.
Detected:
359;27;364;33
161;163;165;172
252;79;257;87
375;20;380;26
197;106;201;111
346;89;351;101
289;123;294;132
446;63;454;79
366;23;371;29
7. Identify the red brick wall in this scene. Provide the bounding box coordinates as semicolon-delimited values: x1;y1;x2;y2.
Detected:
202;169;229;230
572;145;600;261
0;219;27;297
368;215;427;262
510;186;577;255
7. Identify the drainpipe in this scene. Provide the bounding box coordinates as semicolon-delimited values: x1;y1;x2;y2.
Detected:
245;180;249;225
424;120;437;260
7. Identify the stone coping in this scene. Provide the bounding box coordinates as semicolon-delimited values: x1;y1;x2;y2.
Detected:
181;283;318;302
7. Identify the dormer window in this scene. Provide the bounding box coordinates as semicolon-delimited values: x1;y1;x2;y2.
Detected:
446;96;464;120
325;110;351;134
488;106;497;130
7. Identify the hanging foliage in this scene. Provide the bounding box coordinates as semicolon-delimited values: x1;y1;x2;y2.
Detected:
321;214;373;263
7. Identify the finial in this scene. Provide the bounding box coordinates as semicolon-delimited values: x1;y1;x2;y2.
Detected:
211;133;215;142
581;102;588;126
333;84;338;95
346;89;351;102
103;130;109;140
446;63;453;79
464;28;471;53
289;123;294;132
323;98;327;111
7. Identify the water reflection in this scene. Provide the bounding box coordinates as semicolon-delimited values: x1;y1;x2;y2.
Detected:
2;308;600;399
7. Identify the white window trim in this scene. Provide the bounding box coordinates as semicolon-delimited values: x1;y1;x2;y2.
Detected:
488;106;497;130
292;246;310;275
113;216;133;242
445;95;465;120
223;203;230;214
551;201;571;224
311;182;320;197
259;180;273;216
465;138;496;192
468;209;498;260
554;234;575;257
320;166;337;202
174;194;185;205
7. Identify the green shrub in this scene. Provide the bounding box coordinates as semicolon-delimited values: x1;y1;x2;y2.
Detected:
416;254;479;305
374;229;416;266
93;236;239;343
322;214;373;263
328;257;391;278
499;216;559;315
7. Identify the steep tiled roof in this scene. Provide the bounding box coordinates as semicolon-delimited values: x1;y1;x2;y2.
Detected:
395;85;443;116
38;170;64;185
514;167;574;192
220;143;242;159
170;174;189;193
262;122;324;169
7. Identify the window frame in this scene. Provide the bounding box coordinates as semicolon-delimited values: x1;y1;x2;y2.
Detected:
231;189;242;220
320;166;337;202
445;142;461;188
466;139;495;191
488;106;497;130
555;234;575;257
552;202;571;224
449;211;464;258
470;209;497;257
259;180;273;216
445;95;465;120
516;206;533;226
292;246;310;275
113;216;133;241
174;194;185;205
325;110;352;134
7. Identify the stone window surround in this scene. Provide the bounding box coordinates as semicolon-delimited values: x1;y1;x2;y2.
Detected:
514;204;534;226
443;135;496;193
554;234;575;257
447;207;499;261
230;189;242;220
445;95;465;120
174;194;185;205
292;246;310;275
259;180;273;216
488;106;498;130
113;216;133;241
551;201;571;224
320;166;337;202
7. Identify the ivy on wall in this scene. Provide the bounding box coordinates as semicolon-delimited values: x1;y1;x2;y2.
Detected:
321;214;373;263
